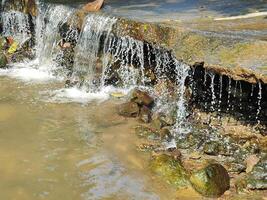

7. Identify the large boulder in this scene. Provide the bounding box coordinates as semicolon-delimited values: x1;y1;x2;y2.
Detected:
190;163;230;197
150;154;190;188
0;52;8;68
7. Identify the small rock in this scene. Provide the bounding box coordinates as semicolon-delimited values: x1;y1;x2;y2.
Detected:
203;141;220;156
118;102;139;117
245;154;260;173
151;117;164;130
189;152;202;160
190;163;230;197
139;106;152;123
159;127;172;140
168;149;182;161
62;42;71;48
131;89;154;107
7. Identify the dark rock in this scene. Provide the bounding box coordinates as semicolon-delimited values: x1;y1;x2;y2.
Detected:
150;154;190;188
139;106;152;123
190;163;230;197
118;102;139;117
159;127;172;140
246;157;267;190
203;141;220;156
151;116;164;130
0;52;8;68
131;89;154;107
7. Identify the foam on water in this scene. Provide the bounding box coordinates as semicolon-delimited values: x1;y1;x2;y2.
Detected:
43;86;131;104
0;61;58;82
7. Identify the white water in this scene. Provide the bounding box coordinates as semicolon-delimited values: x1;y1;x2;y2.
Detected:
256;82;262;123
1;11;31;44
35;5;74;65
72;14;117;91
209;73;216;112
173;61;190;137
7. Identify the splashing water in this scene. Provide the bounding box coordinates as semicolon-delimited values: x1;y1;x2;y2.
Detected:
173;60;190;137
256;82;262;123
209;72;216;112
35;5;74;65
1;11;31;44
72;14;117;91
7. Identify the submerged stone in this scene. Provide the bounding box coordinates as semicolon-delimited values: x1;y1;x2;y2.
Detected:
118;102;139;117
190;163;230;197
150;154;190;188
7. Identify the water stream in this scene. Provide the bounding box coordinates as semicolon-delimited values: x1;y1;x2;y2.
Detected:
0;1;266;199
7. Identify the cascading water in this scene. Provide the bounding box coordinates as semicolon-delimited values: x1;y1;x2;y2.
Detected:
34;4;74;65
72;14;117;91
1;10;31;44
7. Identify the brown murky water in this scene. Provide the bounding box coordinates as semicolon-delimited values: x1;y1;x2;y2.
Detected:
0;76;180;200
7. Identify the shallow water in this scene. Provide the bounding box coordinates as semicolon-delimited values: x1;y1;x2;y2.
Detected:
0;75;179;200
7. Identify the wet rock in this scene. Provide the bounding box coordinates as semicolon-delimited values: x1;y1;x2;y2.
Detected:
150;154;190;188
226;161;246;173
82;0;104;12
135;125;159;140
247;157;267;190
139;106;152;123
190;163;230;197
118;102;139;117
3;0;38;16
159;113;176;126
131;89;154;107
168;148;182;161
234;174;248;193
0;52;8;68
56;47;75;72
159;127;172;140
151;116;164;130
203;141;220;156
245;154;260;173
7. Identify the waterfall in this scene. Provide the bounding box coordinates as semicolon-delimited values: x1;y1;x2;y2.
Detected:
101;36;145;88
34;5;74;65
1;11;31;44
72;14;117;91
173;60;190;137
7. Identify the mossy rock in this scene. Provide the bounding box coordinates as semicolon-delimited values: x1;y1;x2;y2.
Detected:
0;52;8;68
247;157;267;190
135;126;159;139
190;163;230;197
150;154;190;188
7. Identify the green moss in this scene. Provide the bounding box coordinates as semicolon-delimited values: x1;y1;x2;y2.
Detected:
190;163;230;197
150;154;190;188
